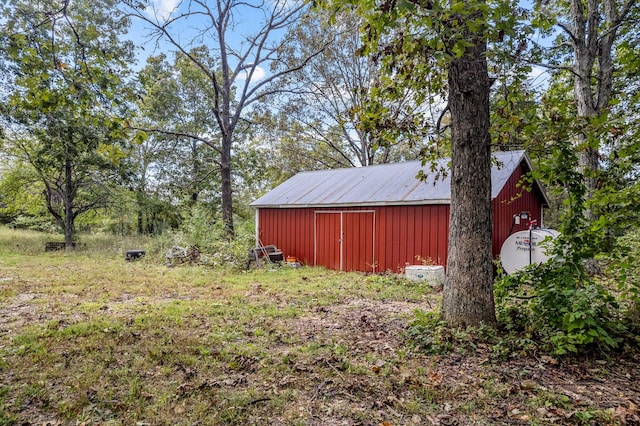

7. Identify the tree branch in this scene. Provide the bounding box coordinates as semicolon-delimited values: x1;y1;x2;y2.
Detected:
128;125;223;161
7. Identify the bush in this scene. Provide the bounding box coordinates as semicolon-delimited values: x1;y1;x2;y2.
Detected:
495;255;628;355
10;215;58;234
598;232;640;345
493;141;639;355
148;205;256;269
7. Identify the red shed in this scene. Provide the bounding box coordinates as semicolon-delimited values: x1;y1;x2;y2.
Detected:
250;150;549;272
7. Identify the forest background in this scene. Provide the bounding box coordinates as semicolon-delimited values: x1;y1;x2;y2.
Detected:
0;0;639;356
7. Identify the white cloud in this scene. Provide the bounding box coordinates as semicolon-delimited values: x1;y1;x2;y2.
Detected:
236;65;266;83
145;0;179;22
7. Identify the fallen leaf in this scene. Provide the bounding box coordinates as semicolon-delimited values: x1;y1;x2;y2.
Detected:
429;371;443;386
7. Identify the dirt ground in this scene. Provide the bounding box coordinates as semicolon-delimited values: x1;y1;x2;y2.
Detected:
1;281;639;425
275;298;640;425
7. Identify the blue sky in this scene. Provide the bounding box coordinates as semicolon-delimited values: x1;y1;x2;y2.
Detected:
125;0;550;92
125;0;268;82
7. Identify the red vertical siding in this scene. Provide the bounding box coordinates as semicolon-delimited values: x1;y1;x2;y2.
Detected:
315;212;341;269
256;162;543;272
342;212;375;271
491;165;544;258
257;208;316;265
257;204;450;273
373;204;450;272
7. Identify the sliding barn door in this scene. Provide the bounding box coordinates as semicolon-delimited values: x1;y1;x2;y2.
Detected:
314;211;375;272
315;212;341;270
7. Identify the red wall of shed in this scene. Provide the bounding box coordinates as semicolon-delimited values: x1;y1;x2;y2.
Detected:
256;163;545;272
257;205;450;273
491;166;545;258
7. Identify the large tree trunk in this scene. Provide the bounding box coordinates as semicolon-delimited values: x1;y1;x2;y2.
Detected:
572;0;601;221
441;9;496;327
569;0;628;221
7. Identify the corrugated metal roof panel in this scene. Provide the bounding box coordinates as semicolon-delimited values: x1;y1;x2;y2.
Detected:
251;150;529;207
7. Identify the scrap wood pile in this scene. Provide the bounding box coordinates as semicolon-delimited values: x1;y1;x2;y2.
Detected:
165;245;201;266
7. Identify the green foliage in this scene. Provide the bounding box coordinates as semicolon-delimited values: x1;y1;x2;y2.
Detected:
495;261;626;355
133;52;222;219
0;0;136;243
495;140;638;355
406;310;456;355
406;310;502;355
318;0;531;158
266;10;427;167
599;232;640;341
180;204;219;250
148;204;256;269
9;215;58;233
0;160;47;224
591;142;640;240
611;234;640;299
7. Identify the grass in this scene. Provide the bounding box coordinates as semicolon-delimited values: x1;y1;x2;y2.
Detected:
0;227;638;425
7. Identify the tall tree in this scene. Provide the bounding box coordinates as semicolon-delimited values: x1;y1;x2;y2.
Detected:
440;5;495;327
0;0;136;248
532;0;639;220
272;11;428;167
133;52;220;234
320;0;528;326
123;0;328;238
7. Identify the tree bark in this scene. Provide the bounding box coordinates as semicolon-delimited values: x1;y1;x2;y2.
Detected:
441;10;496;327
568;0;632;221
64;155;75;250
190;140;200;203
136;190;145;235
571;0;601;221
220;134;234;240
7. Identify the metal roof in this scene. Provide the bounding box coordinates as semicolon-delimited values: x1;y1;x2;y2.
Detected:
251;150;548;208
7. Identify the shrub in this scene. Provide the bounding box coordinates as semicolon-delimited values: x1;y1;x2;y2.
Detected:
495;251;628;355
149;205;256;269
10;215;58;233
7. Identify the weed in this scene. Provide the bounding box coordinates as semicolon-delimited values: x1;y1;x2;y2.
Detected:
1;227;638;425
406;310;451;354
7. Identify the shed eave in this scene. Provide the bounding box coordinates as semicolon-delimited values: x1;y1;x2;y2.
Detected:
251;199;452;209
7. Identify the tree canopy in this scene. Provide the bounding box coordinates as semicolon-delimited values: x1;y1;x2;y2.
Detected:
0;0;136;247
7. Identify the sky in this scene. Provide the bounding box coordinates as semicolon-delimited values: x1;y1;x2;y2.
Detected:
145;0;180;21
128;0;550;89
126;0;268;83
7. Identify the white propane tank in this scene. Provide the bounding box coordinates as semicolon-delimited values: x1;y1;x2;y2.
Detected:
500;229;560;274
